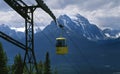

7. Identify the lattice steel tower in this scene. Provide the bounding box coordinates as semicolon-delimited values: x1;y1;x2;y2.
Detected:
4;0;56;73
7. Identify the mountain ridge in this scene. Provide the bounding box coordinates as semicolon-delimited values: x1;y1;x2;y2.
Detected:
0;14;120;40
0;14;120;74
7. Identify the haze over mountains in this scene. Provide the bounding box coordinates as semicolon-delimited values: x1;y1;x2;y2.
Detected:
0;14;120;74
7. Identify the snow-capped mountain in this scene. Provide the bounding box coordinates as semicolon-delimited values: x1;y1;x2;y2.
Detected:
53;14;106;40
1;14;119;41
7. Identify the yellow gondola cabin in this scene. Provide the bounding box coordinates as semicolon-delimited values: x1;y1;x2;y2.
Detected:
56;37;68;55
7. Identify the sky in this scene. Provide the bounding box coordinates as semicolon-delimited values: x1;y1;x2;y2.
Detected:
0;0;120;30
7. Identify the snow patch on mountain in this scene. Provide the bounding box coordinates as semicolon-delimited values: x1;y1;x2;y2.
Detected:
103;28;120;39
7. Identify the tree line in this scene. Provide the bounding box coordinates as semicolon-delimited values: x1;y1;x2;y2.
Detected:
0;43;58;74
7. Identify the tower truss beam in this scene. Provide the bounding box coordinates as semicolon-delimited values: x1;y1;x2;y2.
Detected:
4;0;29;19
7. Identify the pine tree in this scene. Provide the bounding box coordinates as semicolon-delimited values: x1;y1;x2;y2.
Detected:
38;61;43;74
44;52;51;74
0;43;8;74
12;54;24;74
